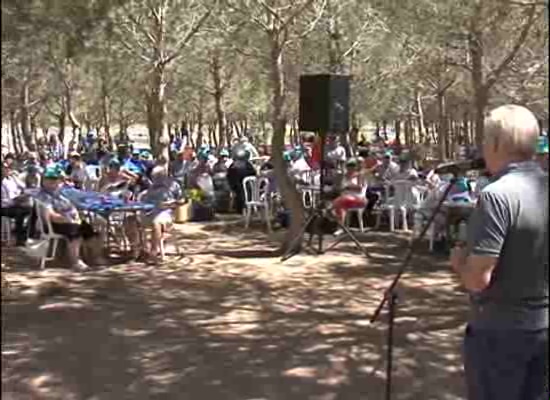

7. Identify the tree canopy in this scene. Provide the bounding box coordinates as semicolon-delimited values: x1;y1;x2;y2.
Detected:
2;0;548;157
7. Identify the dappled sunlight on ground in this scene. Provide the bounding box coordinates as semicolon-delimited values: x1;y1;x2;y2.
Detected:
2;219;468;399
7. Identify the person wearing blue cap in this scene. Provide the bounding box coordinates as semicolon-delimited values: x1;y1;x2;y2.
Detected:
213;149;231;174
289;146;311;183
379;151;400;181
212;149;232;212
98;158;132;192
36;167;102;271
22;163;42;189
188;150;213;191
128;148;146;174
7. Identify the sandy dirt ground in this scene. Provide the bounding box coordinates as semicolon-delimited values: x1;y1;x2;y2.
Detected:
2;218;468;400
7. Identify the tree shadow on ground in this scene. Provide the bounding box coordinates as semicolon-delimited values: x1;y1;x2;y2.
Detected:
2;223;467;400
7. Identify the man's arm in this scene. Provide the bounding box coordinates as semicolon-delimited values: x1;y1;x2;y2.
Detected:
451;191;510;292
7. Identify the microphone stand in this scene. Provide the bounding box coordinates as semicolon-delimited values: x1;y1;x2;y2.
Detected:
370;178;457;400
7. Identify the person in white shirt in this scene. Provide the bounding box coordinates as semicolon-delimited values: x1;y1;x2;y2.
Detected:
289;148;311;183
396;156;419;181
325;135;347;167
232;137;260;160
379;151;400;182
425;168;442;189
1;165;33;246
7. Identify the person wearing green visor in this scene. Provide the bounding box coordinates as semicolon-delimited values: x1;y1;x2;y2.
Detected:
289;146;311;184
535;135;548;170
188;150;213;191
36;167;102;271
379;150;400;182
213;149;231;174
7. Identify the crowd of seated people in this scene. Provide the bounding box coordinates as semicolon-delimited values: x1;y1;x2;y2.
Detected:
6;126;544;268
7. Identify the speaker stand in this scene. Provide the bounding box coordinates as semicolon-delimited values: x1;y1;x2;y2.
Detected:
281;131;370;262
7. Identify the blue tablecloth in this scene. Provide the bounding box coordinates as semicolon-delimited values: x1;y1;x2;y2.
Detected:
60;187;155;215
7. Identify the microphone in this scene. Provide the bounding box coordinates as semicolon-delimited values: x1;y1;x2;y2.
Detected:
434;158;486;174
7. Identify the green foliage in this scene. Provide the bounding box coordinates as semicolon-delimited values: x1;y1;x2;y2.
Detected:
1;0;548;148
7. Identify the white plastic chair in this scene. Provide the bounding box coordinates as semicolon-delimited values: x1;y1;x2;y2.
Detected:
342;184;369;233
243;176;272;232
33;199;66;269
375;180;422;232
412;183;447;250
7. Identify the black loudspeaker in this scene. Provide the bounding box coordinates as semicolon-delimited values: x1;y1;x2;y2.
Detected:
299;74;350;133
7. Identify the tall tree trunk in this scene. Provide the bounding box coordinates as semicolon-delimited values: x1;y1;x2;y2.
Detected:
10;110;21;154
437;92;447;161
462;112;470;146
15;123;24;153
20;82;36;151
30;114;38;146
394;120;401;145
350;113;360;147
469;4;486;147
147;66;169;160
102;88;112;149
58;111;66;146
260;112;269;145
269;37;304;253
326;0;344;74
196;93;205;148
416;94;427;144
382;120;388;141
404;115;411;146
211;51;227;148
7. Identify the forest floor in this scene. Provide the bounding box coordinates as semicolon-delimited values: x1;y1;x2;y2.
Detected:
2;217;468;400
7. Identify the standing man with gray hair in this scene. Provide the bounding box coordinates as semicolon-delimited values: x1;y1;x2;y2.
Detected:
450;105;548;400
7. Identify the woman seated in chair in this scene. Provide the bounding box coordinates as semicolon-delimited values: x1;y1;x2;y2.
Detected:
36;167;104;271
331;158;367;225
227;149;256;214
138;166;183;262
188;151;213;189
98;159;134;196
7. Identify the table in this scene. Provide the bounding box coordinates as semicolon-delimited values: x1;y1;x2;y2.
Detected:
60;187;156;252
60;187;155;216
